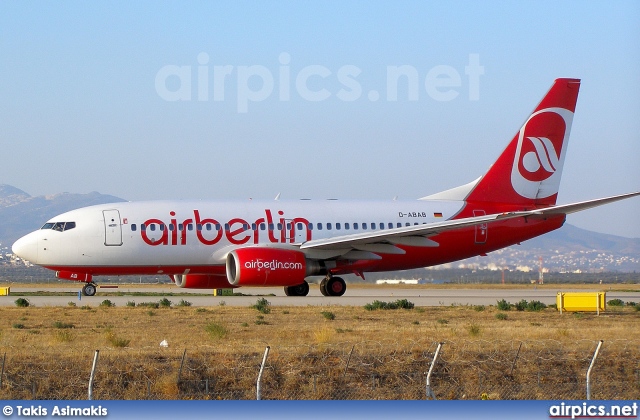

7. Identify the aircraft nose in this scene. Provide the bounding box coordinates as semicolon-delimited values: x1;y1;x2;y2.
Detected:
12;233;38;263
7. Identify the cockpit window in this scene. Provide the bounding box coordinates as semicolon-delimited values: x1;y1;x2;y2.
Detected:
40;222;76;231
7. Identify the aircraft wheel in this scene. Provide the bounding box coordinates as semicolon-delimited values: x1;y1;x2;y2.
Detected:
325;277;346;297
82;283;97;297
284;281;310;297
319;278;329;296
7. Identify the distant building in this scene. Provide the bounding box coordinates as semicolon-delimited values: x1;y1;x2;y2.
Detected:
375;279;433;285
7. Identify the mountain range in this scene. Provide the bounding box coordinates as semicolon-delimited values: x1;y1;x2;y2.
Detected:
0;184;125;246
1;184;638;272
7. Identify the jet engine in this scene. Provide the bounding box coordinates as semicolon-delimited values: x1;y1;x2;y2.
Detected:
226;247;320;287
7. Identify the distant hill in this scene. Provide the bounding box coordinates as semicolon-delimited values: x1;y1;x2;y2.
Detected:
519;223;640;255
0;184;638;272
0;184;126;246
433;224;640;272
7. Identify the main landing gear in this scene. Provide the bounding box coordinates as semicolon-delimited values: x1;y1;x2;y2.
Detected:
284;281;310;297
82;282;97;297
283;275;347;297
319;275;346;297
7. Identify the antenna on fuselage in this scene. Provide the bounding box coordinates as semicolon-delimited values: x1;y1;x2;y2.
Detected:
274;193;281;201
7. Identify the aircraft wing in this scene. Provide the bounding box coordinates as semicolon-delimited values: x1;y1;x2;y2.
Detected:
299;191;640;256
521;191;640;216
299;212;524;254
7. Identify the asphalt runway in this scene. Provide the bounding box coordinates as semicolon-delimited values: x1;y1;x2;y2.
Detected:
2;284;639;307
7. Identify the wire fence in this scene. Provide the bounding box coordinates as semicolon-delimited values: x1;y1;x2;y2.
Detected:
1;339;638;400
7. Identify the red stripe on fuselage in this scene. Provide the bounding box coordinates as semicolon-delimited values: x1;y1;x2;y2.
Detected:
43;265;228;277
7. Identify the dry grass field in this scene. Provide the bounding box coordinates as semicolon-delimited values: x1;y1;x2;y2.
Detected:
0;294;638;400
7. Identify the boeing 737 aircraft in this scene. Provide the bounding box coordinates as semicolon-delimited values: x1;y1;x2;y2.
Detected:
12;78;640;297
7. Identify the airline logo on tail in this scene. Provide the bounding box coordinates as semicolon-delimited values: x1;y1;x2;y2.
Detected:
511;107;573;199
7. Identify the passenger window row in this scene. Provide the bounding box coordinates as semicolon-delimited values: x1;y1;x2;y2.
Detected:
130;221;423;232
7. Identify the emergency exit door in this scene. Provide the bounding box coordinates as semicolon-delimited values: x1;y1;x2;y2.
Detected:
473;209;488;244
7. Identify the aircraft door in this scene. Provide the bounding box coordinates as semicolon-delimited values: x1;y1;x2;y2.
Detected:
103;210;123;246
473;210;488;244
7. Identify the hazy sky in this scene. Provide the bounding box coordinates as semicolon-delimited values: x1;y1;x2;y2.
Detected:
1;1;639;237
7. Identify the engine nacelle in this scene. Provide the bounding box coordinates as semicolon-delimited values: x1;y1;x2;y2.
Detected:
56;271;92;283
173;274;236;289
226;248;319;287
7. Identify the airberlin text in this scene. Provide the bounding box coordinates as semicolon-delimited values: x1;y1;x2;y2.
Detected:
245;259;303;271
140;209;311;246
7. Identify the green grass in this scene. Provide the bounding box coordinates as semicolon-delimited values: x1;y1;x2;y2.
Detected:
497;299;511;311
336;328;353;333
513;299;547;312
55;330;75;343
468;323;481;337
53;321;74;329
364;299;414;310
105;330;130;348
252;298;271;314
515;300;528;311
526;301;547;311
14;298;30;307
321;311;336;321
205;322;228;339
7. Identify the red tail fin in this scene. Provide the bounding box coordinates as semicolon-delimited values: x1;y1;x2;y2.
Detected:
465;78;581;207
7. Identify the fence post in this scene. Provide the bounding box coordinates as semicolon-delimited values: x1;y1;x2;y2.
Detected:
177;349;187;383
426;342;443;400
256;346;270;400
0;352;5;388
586;340;603;400
88;350;99;400
509;342;523;376
343;345;355;377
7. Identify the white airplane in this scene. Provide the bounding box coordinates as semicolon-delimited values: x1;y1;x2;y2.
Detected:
12;78;640;297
